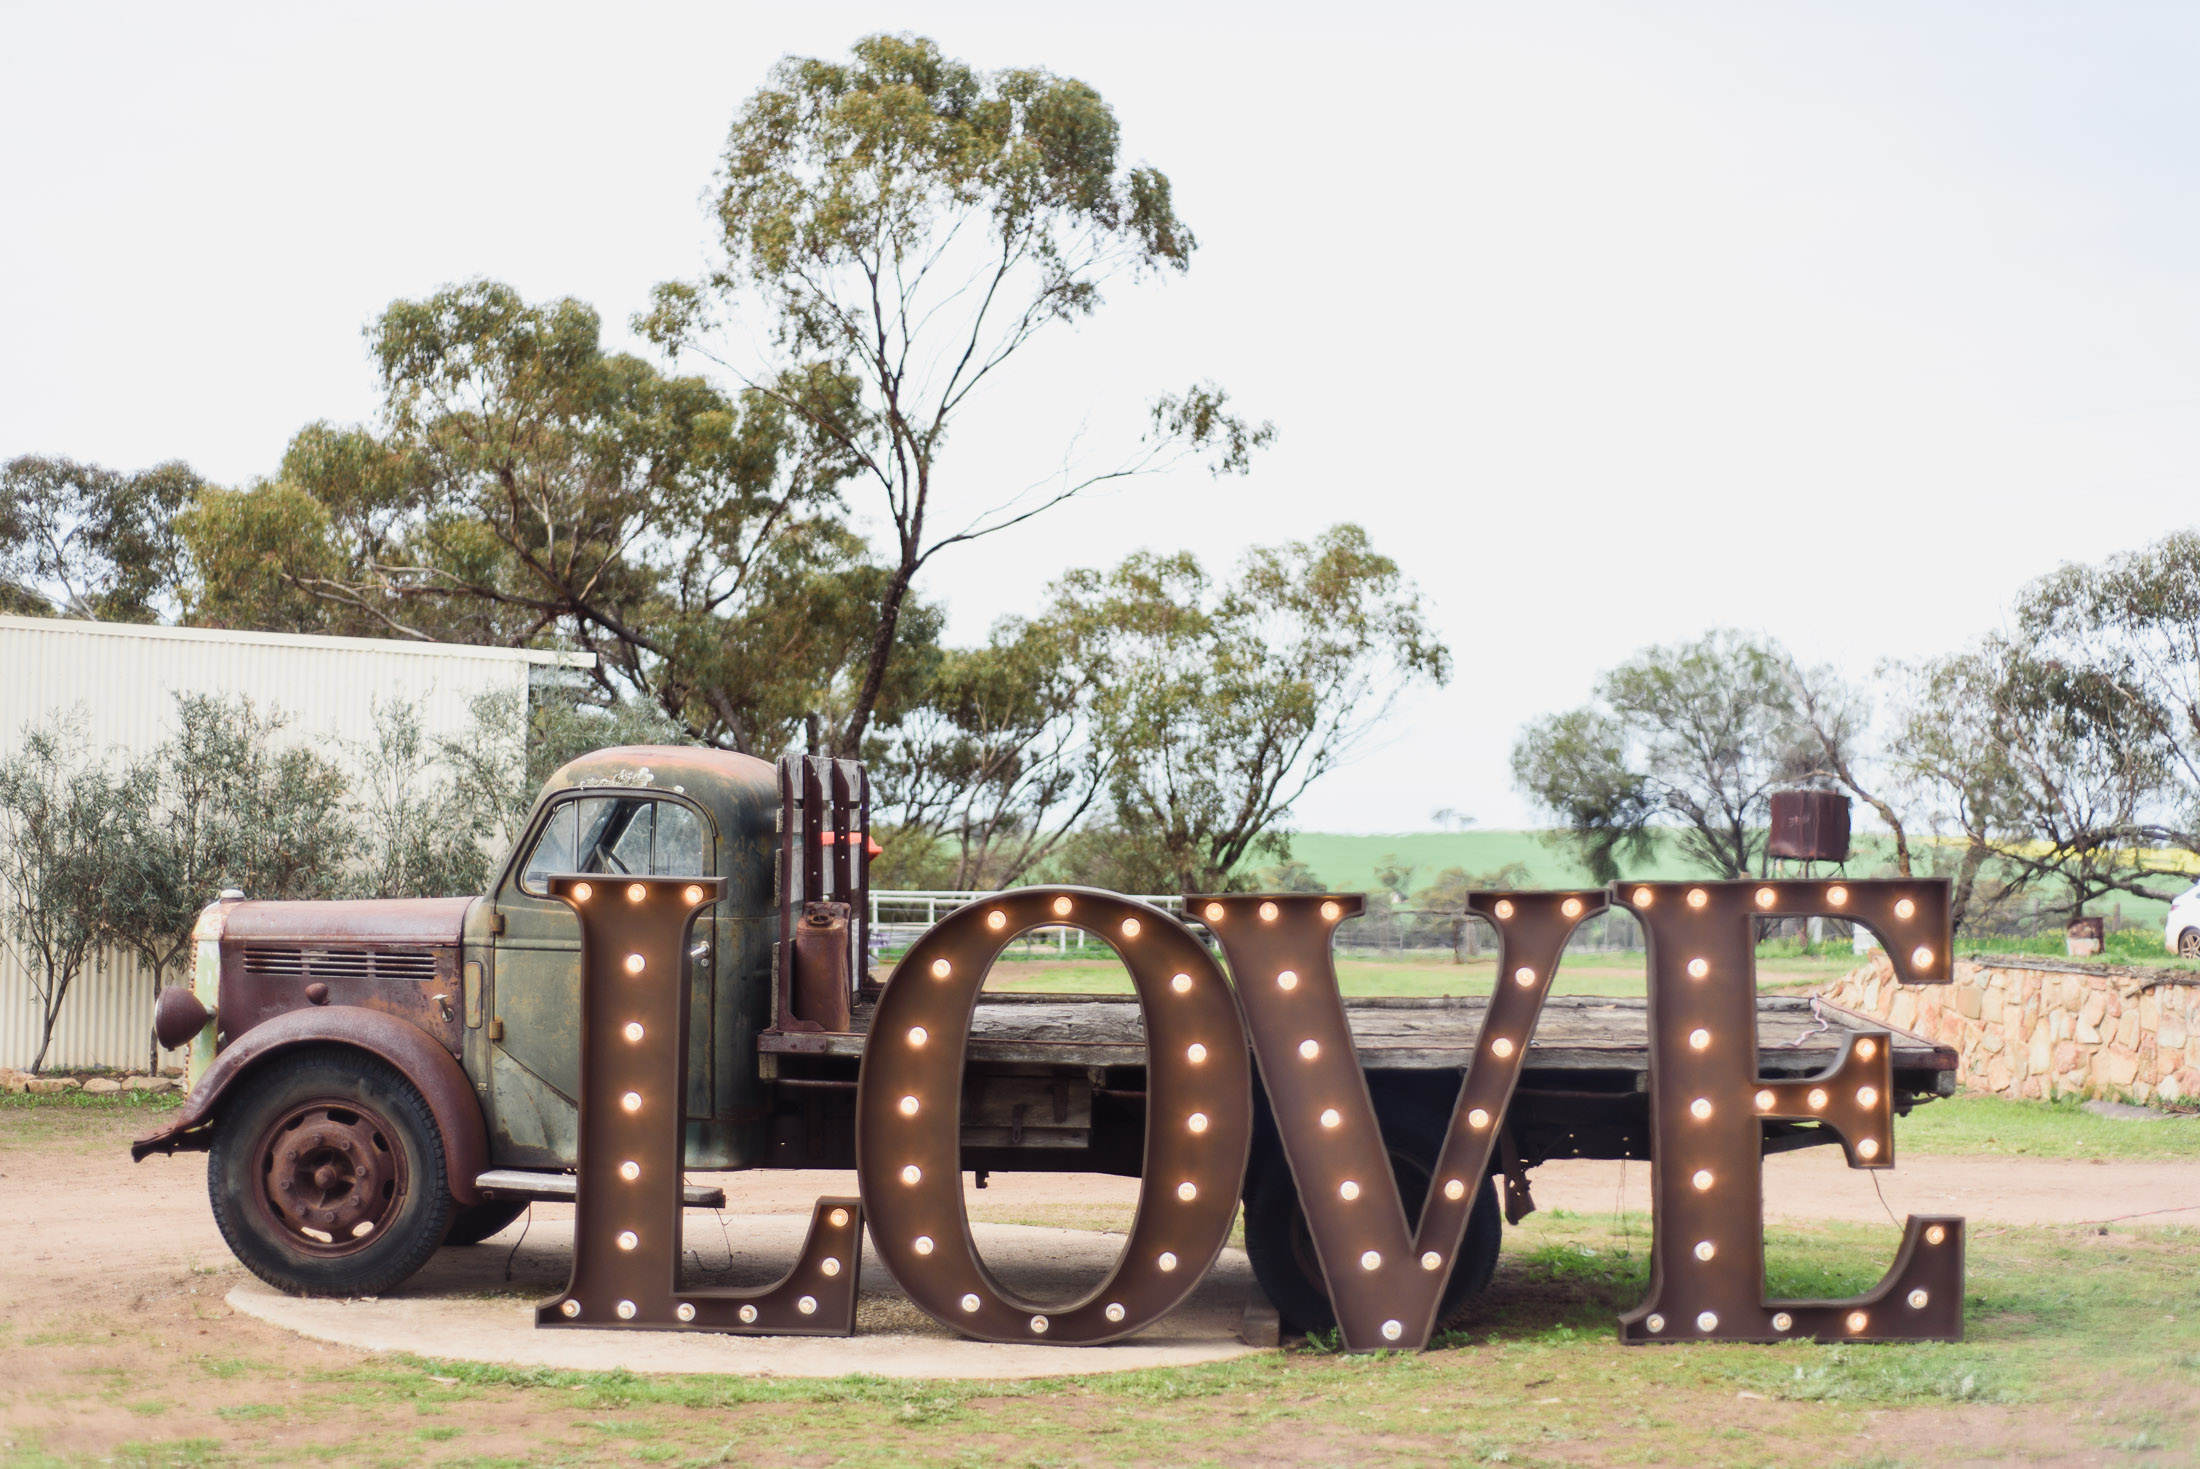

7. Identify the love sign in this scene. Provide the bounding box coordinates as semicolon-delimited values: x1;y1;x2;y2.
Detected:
538;877;1963;1350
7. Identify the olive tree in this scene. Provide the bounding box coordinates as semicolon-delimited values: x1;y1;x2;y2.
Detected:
641;33;1271;756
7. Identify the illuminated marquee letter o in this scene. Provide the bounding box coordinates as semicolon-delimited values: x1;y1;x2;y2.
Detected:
856;887;1252;1343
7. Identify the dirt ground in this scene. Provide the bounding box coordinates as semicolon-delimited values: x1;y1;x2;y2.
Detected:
4;1108;2198;1465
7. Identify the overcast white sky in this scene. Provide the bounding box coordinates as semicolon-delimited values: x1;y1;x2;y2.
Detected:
6;2;2199;831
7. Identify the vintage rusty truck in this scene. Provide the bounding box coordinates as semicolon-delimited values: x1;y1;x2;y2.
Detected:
133;746;1958;1331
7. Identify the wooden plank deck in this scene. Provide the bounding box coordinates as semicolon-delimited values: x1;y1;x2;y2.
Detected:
759;993;1955;1077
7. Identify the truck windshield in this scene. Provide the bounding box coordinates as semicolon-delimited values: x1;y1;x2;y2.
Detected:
520;795;706;893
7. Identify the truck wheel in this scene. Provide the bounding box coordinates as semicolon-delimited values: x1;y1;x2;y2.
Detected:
444;1199;529;1246
1244;1100;1503;1337
207;1048;453;1297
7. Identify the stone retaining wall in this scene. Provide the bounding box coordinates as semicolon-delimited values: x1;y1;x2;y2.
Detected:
1820;953;2200;1105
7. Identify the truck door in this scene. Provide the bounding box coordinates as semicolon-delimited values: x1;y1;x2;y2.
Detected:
488;792;715;1165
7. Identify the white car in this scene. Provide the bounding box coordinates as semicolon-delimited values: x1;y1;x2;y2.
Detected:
2169;880;2200;959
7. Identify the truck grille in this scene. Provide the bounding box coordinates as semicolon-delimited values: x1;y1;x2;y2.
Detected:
241;947;440;983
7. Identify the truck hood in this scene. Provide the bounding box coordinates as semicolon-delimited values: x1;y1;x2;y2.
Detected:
215;897;474;946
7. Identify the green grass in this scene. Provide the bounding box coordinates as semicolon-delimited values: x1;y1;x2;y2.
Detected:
1898;1094;2200;1160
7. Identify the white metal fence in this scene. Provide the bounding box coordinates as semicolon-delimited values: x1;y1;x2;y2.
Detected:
869;890;1187;956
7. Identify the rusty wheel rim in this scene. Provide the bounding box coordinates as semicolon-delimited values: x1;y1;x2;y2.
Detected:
251;1099;409;1257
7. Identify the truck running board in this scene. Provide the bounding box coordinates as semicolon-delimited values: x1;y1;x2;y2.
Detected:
473;1168;728;1208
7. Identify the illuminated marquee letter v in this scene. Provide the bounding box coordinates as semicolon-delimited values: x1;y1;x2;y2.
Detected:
1198;889;1606;1352
1616;879;1964;1344
541;875;862;1334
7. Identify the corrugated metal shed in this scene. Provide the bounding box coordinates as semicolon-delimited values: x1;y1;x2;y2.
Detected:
0;615;593;1072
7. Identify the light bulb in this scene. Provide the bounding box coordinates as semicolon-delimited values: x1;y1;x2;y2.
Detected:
1491;1037;1516;1059
1421;1251;1442;1271
1030;1315;1048;1334
1187;1042;1208;1063
1562;897;1584;918
620;1160;639;1181
899;1095;919;1116
1321;900;1341;921
1277;969;1298;991
1444;1178;1466;1200
677;1302;696;1322
1857;1137;1880;1160
1158;1251;1178;1271
1382;1319;1403;1341
621;1091;642;1113
1360;1250;1381;1271
1828;885;1848;906
683;884;704;905
1054;895;1073;916
1339;1180;1361;1201
1754;1089;1775;1111
572;882;593;903
1172;1175;1196;1200
1754;887;1775;909
1846;1311;1867;1333
617;1300;637;1319
798;1296;817;1316
1493;899;1515;920
1688;1028;1711;1050
900;1164;921;1185
1912;945;1933;968
1697;1310;1718;1332
1645;1313;1665;1334
624;1022;644;1042
1907;1289;1929;1309
1122;918;1141;938
1320;1108;1342;1129
1694;1240;1715;1261
822;1257;841;1277
914;1235;933;1255
1857;1086;1879;1108
1259;901;1279;921
1690;1098;1712;1120
1468;1108;1490;1129
1688;888;1709;909
1299;1039;1320;1060
908;1026;927;1047
930;958;951;979
1633;887;1654;906
1204;902;1224;921
1514;966;1536;987
1926;1224;1947;1245
1687;957;1708;979
1171;972;1192;993
560;1299;580;1318
739;1304;758;1324
1189;1112;1210;1133
1856;1037;1877;1060
626;883;646;903
1895;897;1916;920
624;953;645;975
960;1294;981;1313
616;1230;638;1251
1692;1169;1714;1191
1771;1311;1793;1332
987;909;1006;929
830;1208;849;1228
1105;1302;1126;1322
1808;1088;1828;1110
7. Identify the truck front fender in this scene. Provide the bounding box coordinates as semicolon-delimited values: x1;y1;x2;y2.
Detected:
130;1005;489;1205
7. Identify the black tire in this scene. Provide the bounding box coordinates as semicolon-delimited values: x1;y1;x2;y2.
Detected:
1244;1096;1503;1336
443;1198;529;1247
207;1047;453;1297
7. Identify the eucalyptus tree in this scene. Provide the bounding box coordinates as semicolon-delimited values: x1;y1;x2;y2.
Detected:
1;454;203;620
640;33;1271;756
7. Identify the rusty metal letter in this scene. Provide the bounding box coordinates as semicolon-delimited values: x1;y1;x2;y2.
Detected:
1199;890;1603;1351
856;887;1253;1343
1614;879;1964;1344
541;874;862;1334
